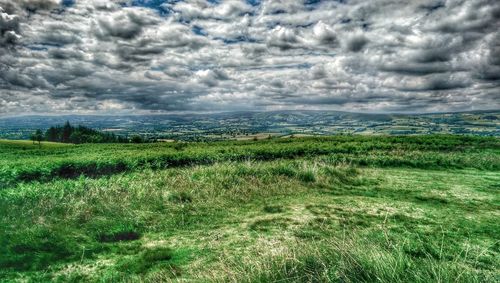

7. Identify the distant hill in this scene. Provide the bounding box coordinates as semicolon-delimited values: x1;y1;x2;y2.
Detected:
0;110;498;140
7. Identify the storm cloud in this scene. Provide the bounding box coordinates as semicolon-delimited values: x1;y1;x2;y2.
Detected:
0;0;499;115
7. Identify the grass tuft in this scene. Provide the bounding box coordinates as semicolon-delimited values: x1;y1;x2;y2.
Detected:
116;247;178;275
263;205;286;214
249;217;295;232
297;170;316;183
168;191;193;204
96;224;141;243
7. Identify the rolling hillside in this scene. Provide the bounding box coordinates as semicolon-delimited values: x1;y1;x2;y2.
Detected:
0;136;499;282
0;110;498;141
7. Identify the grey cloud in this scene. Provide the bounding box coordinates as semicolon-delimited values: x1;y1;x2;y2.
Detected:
0;7;21;49
270;80;284;88
267;26;299;50
38;28;82;45
0;66;51;89
345;34;368;52
16;0;60;11
312;21;337;46
408;35;466;63
430;1;500;34
92;52;133;71
310;64;327;80
475;64;500;82
380;62;456;76
266;21;339;51
473;32;500;82
0;0;499;115
163;66;192;78
397;75;471;92
157;24;208;49
95;9;158;40
116;42;165;62
168;1;253;21
48;48;84;60
0;0;60;14
111;22;208;63
194;69;230;87
487;33;500;66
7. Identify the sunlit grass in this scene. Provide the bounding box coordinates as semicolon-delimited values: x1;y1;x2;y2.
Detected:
0;136;499;282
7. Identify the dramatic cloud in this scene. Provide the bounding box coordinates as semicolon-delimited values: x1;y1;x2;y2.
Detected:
0;0;499;115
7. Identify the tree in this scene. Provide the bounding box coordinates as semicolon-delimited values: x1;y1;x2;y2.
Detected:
32;129;43;148
70;131;83;144
131;135;143;143
62;121;73;143
46;126;59;142
43;123;128;144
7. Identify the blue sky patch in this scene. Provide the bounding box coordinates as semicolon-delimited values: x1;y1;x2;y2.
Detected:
215;36;257;44
26;42;63;51
192;25;208;36
129;0;181;16
62;0;75;7
246;0;261;6
304;0;321;5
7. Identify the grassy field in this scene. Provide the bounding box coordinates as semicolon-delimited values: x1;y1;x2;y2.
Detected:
0;136;499;282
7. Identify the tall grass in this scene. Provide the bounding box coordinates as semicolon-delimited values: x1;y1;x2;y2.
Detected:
1;135;498;188
0;136;498;282
227;236;497;283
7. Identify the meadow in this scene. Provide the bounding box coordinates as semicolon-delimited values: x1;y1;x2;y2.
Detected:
0;135;499;282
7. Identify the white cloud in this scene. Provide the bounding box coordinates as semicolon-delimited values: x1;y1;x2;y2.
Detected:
0;0;499;115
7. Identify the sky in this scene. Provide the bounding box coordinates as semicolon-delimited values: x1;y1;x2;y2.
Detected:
0;0;499;115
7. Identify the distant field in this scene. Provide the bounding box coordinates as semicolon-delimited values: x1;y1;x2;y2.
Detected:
0;111;498;140
0;136;499;282
0;139;71;148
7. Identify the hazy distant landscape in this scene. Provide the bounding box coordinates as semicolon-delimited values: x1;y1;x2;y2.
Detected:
1;110;498;141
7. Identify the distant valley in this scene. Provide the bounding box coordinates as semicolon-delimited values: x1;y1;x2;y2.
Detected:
0;110;498;141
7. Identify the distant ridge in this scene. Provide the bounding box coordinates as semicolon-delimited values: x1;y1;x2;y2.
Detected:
0;110;498;140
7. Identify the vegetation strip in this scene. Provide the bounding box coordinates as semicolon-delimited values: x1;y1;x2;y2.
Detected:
1;135;499;188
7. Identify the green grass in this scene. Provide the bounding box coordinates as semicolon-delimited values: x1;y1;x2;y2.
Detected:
0;136;499;282
1;135;498;189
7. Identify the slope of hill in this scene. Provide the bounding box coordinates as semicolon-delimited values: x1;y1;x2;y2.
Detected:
0;136;499;282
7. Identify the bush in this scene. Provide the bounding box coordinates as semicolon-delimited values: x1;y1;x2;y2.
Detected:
131;135;144;144
0;227;78;271
172;142;188;151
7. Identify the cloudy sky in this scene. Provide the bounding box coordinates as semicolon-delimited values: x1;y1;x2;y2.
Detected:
0;0;499;115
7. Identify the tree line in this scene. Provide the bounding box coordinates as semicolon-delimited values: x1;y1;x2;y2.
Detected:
31;122;136;144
